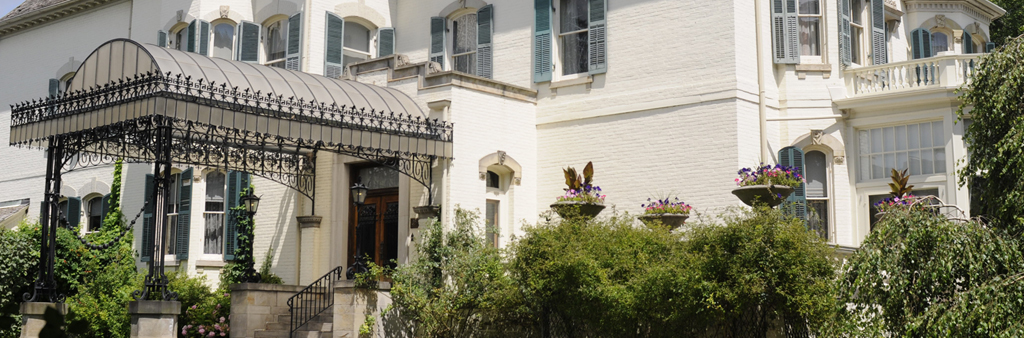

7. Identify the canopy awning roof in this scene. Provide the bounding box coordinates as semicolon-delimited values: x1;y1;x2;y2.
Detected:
9;39;452;198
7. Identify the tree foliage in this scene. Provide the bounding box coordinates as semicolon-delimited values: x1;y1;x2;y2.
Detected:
990;0;1024;46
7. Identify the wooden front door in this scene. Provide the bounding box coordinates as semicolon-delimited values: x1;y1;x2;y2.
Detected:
348;192;400;269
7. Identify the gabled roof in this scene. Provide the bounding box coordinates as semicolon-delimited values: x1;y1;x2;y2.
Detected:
0;0;121;36
0;0;68;23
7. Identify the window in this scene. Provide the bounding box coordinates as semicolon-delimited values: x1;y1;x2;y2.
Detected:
798;0;821;56
858;121;946;181
485;200;499;248
559;0;589;75
343;21;372;66
869;188;939;229
931;32;948;56
212;22;235;60
486;171;500;189
87;197;102;233
164;173;181;256
175;28;188;51
204;171;226;255
850;0;865;64
805;151;829;241
266;20;288;68
453;13;478;74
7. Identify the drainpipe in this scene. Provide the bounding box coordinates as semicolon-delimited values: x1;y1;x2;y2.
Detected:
755;0;770;162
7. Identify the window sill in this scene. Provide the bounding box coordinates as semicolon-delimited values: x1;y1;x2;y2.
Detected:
195;259;226;268
162;255;180;267
795;63;832;79
549;75;593;90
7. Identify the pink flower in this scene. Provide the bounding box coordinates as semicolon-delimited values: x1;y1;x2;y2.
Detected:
220;316;226;323
214;324;221;330
208;332;216;337
191;305;197;309
182;329;188;336
198;328;205;334
221;333;226;337
216;304;222;309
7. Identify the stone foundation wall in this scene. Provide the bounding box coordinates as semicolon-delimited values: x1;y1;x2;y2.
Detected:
332;281;394;338
229;283;306;338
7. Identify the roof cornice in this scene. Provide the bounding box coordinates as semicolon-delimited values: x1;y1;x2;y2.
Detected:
903;0;1006;22
0;0;123;37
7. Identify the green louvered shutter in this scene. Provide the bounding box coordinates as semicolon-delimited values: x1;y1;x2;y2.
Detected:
100;193;111;224
533;0;552;82
378;27;395;58
588;0;607;75
48;79;59;97
476;6;494;78
65;197;81;229
199;20;211;56
871;0;887;64
771;0;799;64
141;174;155;262
237;21;261;63
286;13;302;71
176;168;192;260
325;12;345;78
225;171;250;260
187;20;196;53
963;32;974;54
986;42;995;52
779;147;807;220
911;28;931;59
838;0;851;66
430;17;446;68
158;30;168;47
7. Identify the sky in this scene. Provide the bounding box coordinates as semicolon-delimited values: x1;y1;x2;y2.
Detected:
0;0;23;18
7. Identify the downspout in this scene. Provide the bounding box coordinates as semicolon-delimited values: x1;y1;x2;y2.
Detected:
755;0;770;161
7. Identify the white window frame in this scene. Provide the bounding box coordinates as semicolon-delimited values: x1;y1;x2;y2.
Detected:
856;121;948;183
798;0;825;63
450;12;479;75
163;171;182;260
210;19;238;61
552;0;590;80
264;18;289;68
85;195;103;234
803;149;834;243
930;29;952;55
202;171;227;260
859;185;944;241
484;165;512;249
342;20;375;67
173;26;189;52
849;0;866;65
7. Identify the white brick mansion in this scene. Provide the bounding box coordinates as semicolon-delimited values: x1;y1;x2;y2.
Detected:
0;0;1003;288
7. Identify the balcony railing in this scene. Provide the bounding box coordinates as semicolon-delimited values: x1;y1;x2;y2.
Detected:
844;54;983;98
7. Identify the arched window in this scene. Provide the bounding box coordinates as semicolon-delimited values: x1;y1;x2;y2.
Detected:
452;13;478;74
87;197;103;232
344;21;372;66
931;31;948;56
805;150;829;241
174;27;188;51
265;19;289;68
205;171;226;255
212;22;236;60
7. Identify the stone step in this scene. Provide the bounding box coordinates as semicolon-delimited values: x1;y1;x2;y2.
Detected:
253;330;331;338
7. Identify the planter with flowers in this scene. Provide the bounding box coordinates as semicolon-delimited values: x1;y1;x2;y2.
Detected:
637;197;693;230
551;162;606;219
732;164;804;208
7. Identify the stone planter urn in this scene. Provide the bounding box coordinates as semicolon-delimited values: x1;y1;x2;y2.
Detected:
414;205;441;218
296;215;322;228
637;213;689;230
731;185;795;208
550;201;605;220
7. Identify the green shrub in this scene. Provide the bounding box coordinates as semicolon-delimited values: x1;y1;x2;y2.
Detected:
179;289;231;338
0;224;39;338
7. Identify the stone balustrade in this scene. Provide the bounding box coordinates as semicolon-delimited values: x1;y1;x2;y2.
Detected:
844;54;983;98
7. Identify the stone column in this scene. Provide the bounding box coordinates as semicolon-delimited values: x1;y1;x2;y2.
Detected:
297;216;322;284
19;302;67;338
129;301;180;338
332;280;392;338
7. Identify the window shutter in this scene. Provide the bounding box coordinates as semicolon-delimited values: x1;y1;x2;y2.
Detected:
771;0;799;64
176;168;192;260
378;27;396;58
141;174;155;262
838;0;851;66
912;28;931;59
100;193;111;223
225;171;250;260
533;0;553;82
158;30;168;48
65;197;81;229
871;0;887;64
187;20;196;53
963;32;973;54
199;20;211;56
430;17;446;68
476;5;494;79
325;12;345;78
779;147;807;220
588;0;608;75
986;42;995;52
785;0;800;63
237;21;261;63
48;79;59;97
286;13;302;71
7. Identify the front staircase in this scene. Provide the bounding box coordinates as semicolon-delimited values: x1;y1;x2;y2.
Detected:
247;267;346;338
252;306;332;338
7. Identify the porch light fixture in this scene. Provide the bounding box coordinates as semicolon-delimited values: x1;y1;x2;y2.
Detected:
351;181;368;206
241;192;261;215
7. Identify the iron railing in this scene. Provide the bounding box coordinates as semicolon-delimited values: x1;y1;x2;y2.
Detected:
288;266;345;337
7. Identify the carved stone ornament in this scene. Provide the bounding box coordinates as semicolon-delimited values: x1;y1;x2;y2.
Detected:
811;130;825;146
427;61;443;74
834;156;846;165
176;10;184;22
497;150;507;165
220;6;230;19
935;15;947;28
396;54;410;67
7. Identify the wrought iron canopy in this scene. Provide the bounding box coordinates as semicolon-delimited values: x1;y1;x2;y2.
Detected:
8;39;454;198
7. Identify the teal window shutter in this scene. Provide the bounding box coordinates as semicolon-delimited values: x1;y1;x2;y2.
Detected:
65;197;82;229
963;32;974;54
199;20;211;56
533;0;552;82
870;0;887;64
986;42;995;52
325;12;345;78
378;27;396;58
476;5;493;78
236;21;261;63
142;174;155;262
158;30;168;47
286;13;302;71
587;0;607;75
911;28;931;59
48;79;59;97
187;20;196;53
176;168;192;260
771;0;799;64
100;193;111;223
779;147;807;220
784;0;799;63
838;0;851;66
224;171;250;260
430;17;446;68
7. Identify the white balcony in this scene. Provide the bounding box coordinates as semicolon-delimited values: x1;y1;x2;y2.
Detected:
841;54;983;101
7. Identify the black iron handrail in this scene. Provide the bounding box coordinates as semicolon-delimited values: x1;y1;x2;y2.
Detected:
288;266;345;338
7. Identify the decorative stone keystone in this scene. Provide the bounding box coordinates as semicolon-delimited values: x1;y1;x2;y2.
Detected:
296;215;323;229
129;301;180;338
20;302;67;338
